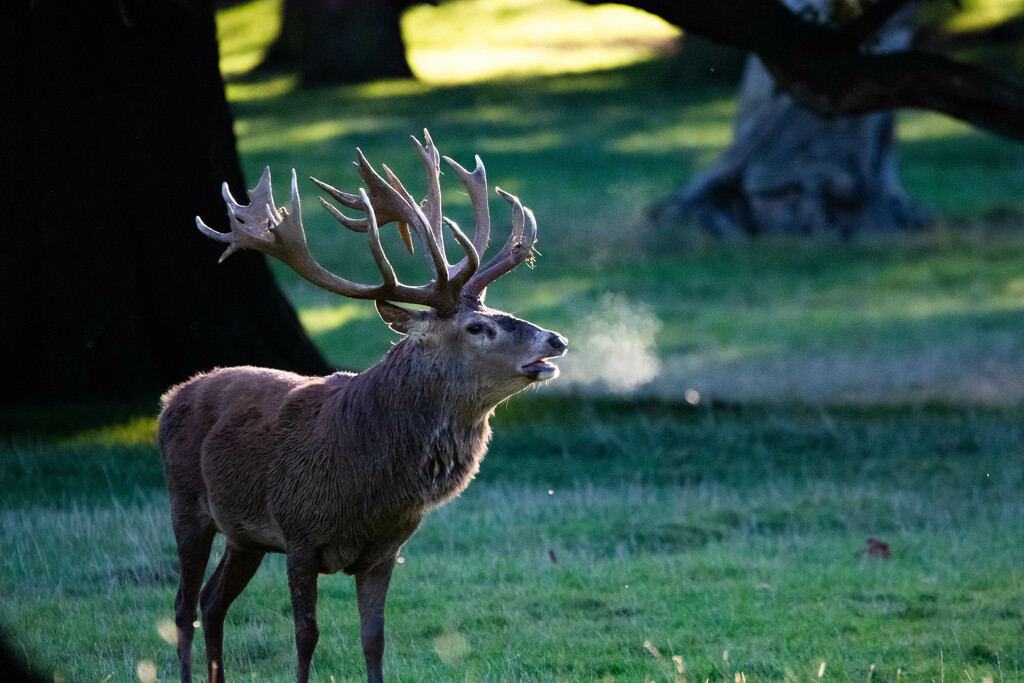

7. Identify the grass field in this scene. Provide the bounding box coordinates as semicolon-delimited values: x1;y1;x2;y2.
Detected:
3;0;1024;681
3;401;1023;681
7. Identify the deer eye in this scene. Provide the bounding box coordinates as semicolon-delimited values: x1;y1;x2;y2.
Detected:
465;323;485;335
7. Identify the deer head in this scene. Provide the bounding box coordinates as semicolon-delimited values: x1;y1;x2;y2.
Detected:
195;131;565;396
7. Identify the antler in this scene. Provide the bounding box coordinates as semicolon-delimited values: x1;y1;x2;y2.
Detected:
195;131;538;315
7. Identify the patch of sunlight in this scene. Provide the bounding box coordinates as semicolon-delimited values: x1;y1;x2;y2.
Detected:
351;79;437;99
404;0;680;84
861;294;1024;323
136;659;157;683
237;117;387;154
225;75;298;103
897;111;974;141
537;70;635;94
156;618;177;646
486;277;590;317
1005;277;1024;299
299;303;372;335
478;131;564;154
943;0;1024;31
446;104;527;127
433;632;471;665
612;121;734;154
217;0;282;77
62;416;158;448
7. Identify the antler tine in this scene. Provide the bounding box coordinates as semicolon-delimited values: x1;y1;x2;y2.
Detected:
411;131;445;248
197;136;524;316
310;177;369;233
359;187;398;292
196;168;277;263
196;167;396;301
461;187;538;305
318;199;370;234
353;148;449;285
442;153;489;288
443;154;489;255
310;176;363;211
443;216;481;287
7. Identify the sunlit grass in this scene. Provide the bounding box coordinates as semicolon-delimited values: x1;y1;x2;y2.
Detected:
941;0;1024;30
610;118;734;153
403;0;680;83
225;74;298;103
216;0;282;77
896;111;975;141
62;416;158;448
297;302;374;336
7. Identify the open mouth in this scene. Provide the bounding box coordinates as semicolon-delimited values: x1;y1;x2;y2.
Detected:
520;358;560;382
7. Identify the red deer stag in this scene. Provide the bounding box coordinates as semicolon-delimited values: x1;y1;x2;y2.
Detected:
159;131;566;683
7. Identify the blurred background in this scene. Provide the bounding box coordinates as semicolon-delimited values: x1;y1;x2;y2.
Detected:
217;0;1024;407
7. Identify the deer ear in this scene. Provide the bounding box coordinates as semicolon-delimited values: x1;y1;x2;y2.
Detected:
376;300;427;335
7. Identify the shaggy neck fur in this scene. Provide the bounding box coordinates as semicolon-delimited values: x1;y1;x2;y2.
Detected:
335;338;494;508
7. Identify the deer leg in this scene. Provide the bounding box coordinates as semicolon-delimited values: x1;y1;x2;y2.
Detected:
355;559;396;683
199;543;265;683
171;508;216;683
286;547;320;683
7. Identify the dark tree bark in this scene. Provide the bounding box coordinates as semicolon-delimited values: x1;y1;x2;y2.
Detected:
261;0;417;84
1;0;332;404
654;2;931;236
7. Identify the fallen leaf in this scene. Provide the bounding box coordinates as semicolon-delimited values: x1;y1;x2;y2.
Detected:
866;538;890;559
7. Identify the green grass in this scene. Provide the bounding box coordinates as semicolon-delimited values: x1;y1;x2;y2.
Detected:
5;1;1024;680
3;402;1023;681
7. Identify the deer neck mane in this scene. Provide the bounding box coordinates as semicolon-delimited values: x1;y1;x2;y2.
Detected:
365;336;494;418
353;337;494;502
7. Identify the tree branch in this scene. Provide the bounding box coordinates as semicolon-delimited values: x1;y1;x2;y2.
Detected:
916;14;1024;52
768;51;1024;141
834;0;914;47
583;0;1024;142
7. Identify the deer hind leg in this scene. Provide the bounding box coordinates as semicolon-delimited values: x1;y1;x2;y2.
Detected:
199;542;265;683
170;505;216;683
285;547;320;683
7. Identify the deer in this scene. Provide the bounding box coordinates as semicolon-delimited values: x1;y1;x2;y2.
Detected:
158;131;566;683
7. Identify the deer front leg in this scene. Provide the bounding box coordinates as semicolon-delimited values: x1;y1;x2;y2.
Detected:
355;559;396;683
286;547;320;683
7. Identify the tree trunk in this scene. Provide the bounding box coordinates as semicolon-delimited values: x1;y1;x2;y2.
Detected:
652;1;931;236
2;0;331;404
262;0;414;84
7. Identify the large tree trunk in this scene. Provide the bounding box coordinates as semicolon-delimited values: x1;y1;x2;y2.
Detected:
2;0;332;404
261;0;414;84
653;1;930;236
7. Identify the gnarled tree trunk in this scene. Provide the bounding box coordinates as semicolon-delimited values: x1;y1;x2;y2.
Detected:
653;1;930;236
2;0;331;403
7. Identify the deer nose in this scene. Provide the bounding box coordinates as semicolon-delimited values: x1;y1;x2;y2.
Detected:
547;333;567;353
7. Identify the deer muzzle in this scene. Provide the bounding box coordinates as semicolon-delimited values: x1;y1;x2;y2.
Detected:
520;332;567;381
